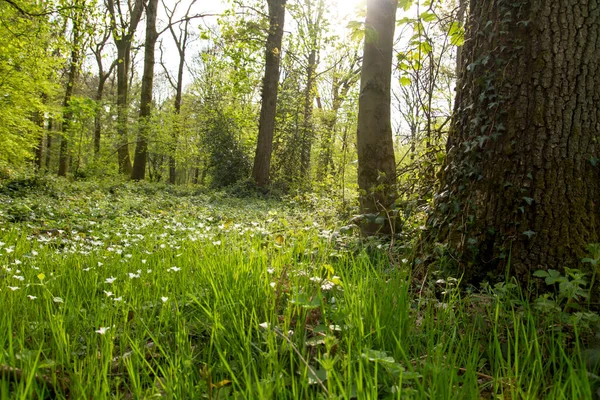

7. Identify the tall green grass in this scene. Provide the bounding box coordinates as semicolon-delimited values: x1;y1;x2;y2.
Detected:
0;180;595;398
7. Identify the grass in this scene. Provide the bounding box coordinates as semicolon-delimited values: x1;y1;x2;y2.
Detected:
0;177;596;399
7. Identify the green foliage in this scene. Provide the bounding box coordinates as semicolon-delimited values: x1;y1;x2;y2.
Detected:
0;3;61;170
201;111;251;188
0;181;596;398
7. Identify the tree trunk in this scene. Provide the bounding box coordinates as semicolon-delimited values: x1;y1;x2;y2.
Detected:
356;0;398;235
300;48;317;184
251;0;287;187
316;74;357;181
107;0;145;176
428;0;600;283
168;41;186;185
132;0;158;180
58;28;80;177
93;76;106;155
34;110;45;170
115;38;133;175
45;119;52;170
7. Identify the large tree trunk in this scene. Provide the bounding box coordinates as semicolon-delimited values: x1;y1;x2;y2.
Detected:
251;0;287;187
356;0;398;235
132;0;158;180
428;0;600;283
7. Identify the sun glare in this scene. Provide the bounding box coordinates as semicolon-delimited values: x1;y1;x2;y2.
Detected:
331;0;366;18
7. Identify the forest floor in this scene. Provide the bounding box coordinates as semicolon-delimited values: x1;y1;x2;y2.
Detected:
0;177;597;399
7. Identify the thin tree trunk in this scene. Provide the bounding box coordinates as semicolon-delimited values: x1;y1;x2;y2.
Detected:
300;48;317;183
107;0;145;176
58;24;81;177
45;119;52;170
251;0;287;187
356;0;398;235
132;0;158;180
34;110;45;170
93;77;106;155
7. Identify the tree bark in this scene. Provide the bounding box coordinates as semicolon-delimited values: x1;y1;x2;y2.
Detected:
45;119;52;170
132;0;158;180
58;20;81;177
92;25;116;156
106;0;145;176
300;47;317;184
428;0;600;283
356;0;398;235
251;0;287;187
34;109;45;170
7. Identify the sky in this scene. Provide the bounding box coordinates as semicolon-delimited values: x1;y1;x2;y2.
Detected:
153;0;367;97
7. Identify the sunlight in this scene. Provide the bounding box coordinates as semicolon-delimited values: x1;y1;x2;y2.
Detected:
331;0;365;18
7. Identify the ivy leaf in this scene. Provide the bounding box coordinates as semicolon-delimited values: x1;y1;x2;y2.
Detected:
533;270;549;278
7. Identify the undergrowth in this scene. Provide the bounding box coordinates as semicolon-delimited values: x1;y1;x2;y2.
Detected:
0;178;597;399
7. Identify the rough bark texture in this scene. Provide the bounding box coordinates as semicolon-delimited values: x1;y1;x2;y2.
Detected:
428;0;600;282
107;0;145;176
356;0;398;235
251;0;286;187
132;0;158;180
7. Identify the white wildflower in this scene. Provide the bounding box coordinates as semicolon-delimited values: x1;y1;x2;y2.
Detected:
95;327;110;335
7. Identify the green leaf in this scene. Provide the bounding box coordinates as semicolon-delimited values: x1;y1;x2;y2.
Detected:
448;21;465;46
362;349;396;364
400;76;411;86
548;269;561;278
399;0;414;11
306;367;328;385
533;270;549;278
419;12;437;22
